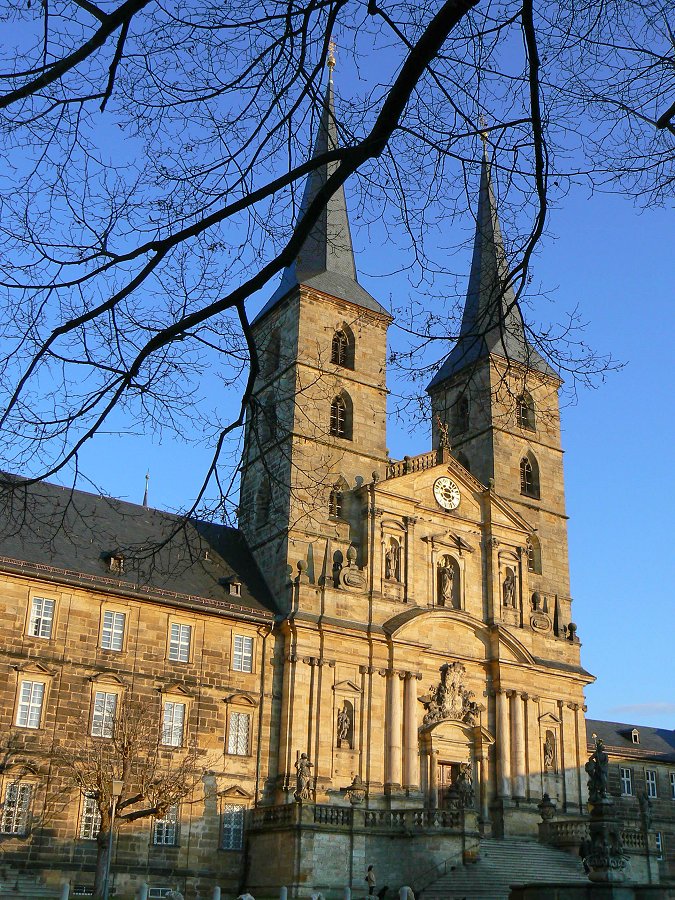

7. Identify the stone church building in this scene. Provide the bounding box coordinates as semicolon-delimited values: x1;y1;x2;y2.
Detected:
0;74;669;898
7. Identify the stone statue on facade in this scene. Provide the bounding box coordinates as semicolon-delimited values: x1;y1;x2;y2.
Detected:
456;760;474;808
584;737;609;803
502;568;516;607
543;732;555;772
294;753;313;802
337;704;351;746
422;662;480;726
638;791;653;831
439;559;454;604
385;541;400;581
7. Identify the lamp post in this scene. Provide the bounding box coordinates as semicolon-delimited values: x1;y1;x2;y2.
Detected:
102;779;123;900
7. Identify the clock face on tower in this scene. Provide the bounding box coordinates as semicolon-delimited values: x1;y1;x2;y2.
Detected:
433;476;461;511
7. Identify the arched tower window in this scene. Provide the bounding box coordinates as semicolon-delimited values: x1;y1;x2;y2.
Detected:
328;487;343;519
256;480;271;529
264;330;281;376
260;399;277;443
331;327;354;369
527;535;542;574
330;393;353;440
520;453;540;499
516;392;535;430
454;396;469;433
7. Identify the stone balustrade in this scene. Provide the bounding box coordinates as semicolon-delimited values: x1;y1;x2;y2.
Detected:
386;450;440;479
541;818;647;854
247;803;463;834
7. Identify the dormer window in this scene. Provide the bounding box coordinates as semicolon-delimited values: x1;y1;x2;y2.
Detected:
631;729;640;745
106;552;125;575
223;577;242;598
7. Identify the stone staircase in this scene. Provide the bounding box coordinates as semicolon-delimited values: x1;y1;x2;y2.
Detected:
421;838;587;900
0;865;60;899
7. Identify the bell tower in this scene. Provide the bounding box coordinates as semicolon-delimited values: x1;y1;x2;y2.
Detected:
427;144;572;620
239;60;391;606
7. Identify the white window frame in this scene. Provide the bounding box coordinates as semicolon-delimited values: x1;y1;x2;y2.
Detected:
28;597;55;639
645;769;657;799
1;782;33;835
100;610;126;651
80;795;101;840
161;702;186;748
91;691;118;738
655;831;663;860
15;681;45;729
168;623;192;663
148;889;172;900
620;767;633;796
227;712;250;756
220;804;245;850
670;772;675;800
232;635;254;673
153;804;179;846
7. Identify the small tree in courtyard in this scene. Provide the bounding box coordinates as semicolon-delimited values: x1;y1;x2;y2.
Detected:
53;697;203;900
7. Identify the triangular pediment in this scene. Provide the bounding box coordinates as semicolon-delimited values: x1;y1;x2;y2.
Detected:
14;661;55;677
218;785;253;800
160;682;193;698
333;679;361;694
539;711;562;726
375;459;485;523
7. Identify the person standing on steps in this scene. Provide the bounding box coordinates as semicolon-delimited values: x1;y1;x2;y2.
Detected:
366;865;376;896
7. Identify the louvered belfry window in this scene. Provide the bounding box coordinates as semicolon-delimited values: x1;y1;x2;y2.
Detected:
330;396;347;438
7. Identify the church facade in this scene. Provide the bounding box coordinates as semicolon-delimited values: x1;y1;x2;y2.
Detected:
0;73;668;899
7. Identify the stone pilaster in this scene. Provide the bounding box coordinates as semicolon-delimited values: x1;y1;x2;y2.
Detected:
402;671;421;789
385;670;403;789
495;688;511;798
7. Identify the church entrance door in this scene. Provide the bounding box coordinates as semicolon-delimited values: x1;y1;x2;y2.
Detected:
437;762;458;808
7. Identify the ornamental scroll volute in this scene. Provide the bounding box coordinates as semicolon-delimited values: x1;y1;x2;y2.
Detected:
421;662;480;726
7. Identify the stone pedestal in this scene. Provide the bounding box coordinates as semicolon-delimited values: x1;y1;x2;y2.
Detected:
509;886;672;899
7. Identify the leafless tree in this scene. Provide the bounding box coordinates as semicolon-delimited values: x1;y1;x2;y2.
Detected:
52;698;203;900
0;0;670;514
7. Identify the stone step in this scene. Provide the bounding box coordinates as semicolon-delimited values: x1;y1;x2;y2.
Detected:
423;838;587;900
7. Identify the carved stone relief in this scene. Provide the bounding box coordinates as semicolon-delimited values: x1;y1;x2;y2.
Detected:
421;661;480;726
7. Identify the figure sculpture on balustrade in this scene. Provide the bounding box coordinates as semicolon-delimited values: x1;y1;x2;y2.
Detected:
294;753;314;802
456;760;474;808
585;737;609;803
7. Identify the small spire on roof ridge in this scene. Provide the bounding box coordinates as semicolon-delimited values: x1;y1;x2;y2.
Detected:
478;114;489;144
142;471;149;508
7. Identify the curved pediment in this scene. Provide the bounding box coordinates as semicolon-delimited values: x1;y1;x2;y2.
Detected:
384;607;487;639
422;717;494;745
490;625;537;665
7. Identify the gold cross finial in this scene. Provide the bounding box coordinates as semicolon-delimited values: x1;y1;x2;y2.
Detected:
327;39;337;73
479;114;489;144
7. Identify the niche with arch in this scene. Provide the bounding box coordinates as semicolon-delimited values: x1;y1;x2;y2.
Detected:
437;554;461;610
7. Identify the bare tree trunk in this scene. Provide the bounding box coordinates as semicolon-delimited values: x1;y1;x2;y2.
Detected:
93;833;110;900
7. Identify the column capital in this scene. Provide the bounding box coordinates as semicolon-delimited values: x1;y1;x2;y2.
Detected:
567;702;580;711
285;652;298;663
403;670;423;681
505;689;518;699
359;665;376;675
521;692;530;701
529;696;540;704
403;515;418;527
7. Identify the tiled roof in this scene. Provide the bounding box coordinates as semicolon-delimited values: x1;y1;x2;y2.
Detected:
0;476;278;618
586;718;675;763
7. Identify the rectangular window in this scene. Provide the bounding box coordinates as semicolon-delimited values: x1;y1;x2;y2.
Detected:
28;597;55;639
80;796;101;840
161;702;186;748
168;623;192;663
148;890;171;900
16;681;45;729
655;831;663;860
670;772;675;800
91;691;118;738
227;712;250;756
101;610;125;651
645;769;657;799
620;767;633;796
220;804;244;850
232;635;253;673
1;783;32;835
153;805;178;846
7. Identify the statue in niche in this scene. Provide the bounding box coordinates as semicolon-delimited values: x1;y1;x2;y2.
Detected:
456;760;474;808
385;540;400;581
337;703;352;747
438;557;455;606
503;568;516;607
543;731;556;772
294;753;314;802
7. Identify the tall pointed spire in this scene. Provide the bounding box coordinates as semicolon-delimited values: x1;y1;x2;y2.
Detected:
142;471;149;508
427;143;555;389
255;51;387;322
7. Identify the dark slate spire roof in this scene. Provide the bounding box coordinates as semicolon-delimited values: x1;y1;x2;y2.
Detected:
427;146;556;390
254;72;388;323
